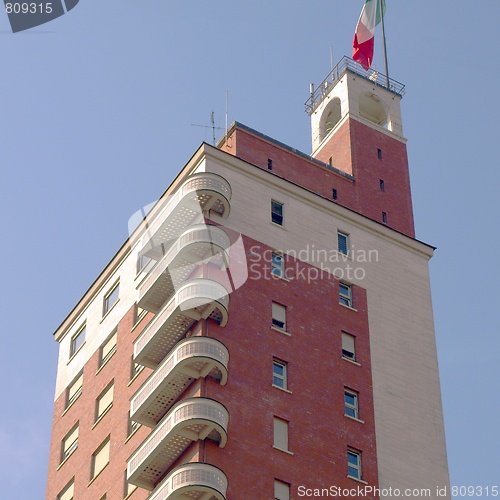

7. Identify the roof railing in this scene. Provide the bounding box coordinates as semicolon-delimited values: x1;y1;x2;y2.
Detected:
305;56;405;114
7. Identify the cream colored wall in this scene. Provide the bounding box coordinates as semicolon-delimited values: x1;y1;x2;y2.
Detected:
203;149;450;496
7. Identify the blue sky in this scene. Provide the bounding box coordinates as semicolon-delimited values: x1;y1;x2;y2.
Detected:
0;1;498;498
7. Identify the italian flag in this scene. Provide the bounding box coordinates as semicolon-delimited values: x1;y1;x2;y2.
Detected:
352;0;386;70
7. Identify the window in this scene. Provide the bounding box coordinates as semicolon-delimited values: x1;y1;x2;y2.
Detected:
342;333;356;361
344;389;359;419
377;148;382;159
339;283;352;307
332;188;338;200
66;372;83;409
61;424;79;463
268;158;273;170
273;360;287;390
99;330;117;368
57;478;74;500
338;231;350;256
70;325;86;357
136;254;155;274
382;211;388;223
274;480;290;500
124;470;138;498
96;382;114;422
130;357;145;381
273;418;289;451
91;437;110;479
271;252;284;278
348;449;362;480
271;200;283;226
103;281;120;316
133;304;147;325
379;179;385;191
128;411;141;436
272;302;286;331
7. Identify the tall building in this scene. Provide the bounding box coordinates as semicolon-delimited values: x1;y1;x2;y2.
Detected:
46;57;449;500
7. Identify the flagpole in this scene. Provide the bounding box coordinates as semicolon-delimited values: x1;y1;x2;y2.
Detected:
379;0;390;89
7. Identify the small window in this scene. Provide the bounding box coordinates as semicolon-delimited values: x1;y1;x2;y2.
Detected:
274;480;290;500
66;372;83;409
271;252;285;278
348;449;362;480
124;470;138;498
70;325;86;358
273;360;287;390
342;333;356;361
344;389;359;419
91;437;110;479
273;417;289;451
268;158;273;170
130;357;145;381
103;281;120;316
133;304;147;326
136;254;154;274
339;283;352;308
332;188;338;200
377;148;382;159
57;478;74;500
338;231;350;256
99;330;117;368
128;411;141;437
272;302;286;331
96;382;114;422
382;211;387;223
61;423;79;463
271;200;284;226
379;179;385;191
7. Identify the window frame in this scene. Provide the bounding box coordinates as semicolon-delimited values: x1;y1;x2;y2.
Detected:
61;423;79;464
57;478;75;500
103;280;120;317
338;231;350;256
124;469;138;498
130;356;145;382
272;359;288;390
95;381;114;423
65;371;83;409
342;332;356;361
91;437;111;480
339;283;352;308
99;330;117;368
344;389;359;419
272;302;287;331
70;324;86;358
347;449;362;480
274;480;290;500
271;200;284;226
273;417;289;451
128;411;141;437
271;252;285;278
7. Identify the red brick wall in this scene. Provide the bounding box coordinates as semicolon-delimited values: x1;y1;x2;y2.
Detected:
221;123;415;238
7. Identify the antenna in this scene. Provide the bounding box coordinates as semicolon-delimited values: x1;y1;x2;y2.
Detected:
191;111;224;146
225;91;228;147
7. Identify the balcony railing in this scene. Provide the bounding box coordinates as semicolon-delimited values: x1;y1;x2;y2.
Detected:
147;463;227;500
140;173;232;260
127;398;229;491
131;337;229;427
137;224;231;313
134;279;230;369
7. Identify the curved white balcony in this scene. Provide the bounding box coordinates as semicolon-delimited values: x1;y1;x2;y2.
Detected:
127;398;229;491
148;463;228;500
138;225;231;313
131;337;229;427
141;173;232;260
134;279;229;369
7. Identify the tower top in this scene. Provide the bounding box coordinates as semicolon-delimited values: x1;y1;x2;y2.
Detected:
307;56;406;155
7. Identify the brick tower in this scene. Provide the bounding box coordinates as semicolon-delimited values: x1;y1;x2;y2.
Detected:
46;57;449;500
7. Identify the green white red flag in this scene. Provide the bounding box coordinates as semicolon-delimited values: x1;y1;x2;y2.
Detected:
352;0;386;70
